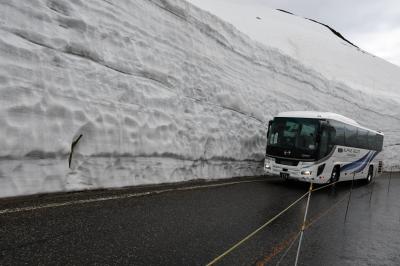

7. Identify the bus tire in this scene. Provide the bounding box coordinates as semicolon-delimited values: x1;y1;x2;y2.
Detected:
365;166;373;184
330;166;340;183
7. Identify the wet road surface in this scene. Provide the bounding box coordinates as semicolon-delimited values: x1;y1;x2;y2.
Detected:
0;173;399;265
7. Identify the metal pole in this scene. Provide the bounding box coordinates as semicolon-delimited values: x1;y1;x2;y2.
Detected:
344;172;355;223
369;178;375;206
388;166;393;194
294;183;313;266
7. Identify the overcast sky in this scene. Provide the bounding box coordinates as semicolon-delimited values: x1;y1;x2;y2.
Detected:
190;0;400;67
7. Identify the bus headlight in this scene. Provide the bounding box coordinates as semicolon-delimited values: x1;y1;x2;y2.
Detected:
301;170;312;175
264;158;272;170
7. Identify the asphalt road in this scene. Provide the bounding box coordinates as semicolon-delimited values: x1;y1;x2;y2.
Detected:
0;173;399;265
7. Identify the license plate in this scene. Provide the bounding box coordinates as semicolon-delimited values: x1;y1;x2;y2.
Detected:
280;173;289;179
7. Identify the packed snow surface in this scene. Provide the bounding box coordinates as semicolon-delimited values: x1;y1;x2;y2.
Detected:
0;0;399;197
188;0;400;102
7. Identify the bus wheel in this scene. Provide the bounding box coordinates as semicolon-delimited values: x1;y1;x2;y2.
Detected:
330;166;340;183
366;166;373;184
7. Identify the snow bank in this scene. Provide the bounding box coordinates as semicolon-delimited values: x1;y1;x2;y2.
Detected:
0;0;399;197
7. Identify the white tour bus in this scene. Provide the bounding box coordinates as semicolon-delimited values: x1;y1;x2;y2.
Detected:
264;111;384;184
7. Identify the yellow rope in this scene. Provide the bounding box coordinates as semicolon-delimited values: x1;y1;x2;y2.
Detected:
256;191;350;265
311;180;339;192
207;178;349;265
206;191;309;266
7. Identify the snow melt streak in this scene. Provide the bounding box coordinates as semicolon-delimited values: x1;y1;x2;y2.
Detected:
0;0;398;197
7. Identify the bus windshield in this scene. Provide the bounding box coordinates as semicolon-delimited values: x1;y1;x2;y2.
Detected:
267;117;319;159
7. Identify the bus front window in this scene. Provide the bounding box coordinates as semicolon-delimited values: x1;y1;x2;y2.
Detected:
267;118;319;159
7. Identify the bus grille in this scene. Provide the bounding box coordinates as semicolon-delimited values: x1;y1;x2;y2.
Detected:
275;158;299;166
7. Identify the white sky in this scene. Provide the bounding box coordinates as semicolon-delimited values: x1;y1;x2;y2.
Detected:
188;0;400;67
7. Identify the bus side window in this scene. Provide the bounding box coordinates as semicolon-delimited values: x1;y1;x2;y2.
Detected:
327;126;336;152
358;129;368;149
318;129;328;158
345;125;358;148
329;120;345;146
376;134;384;151
318;126;335;158
368;132;376;150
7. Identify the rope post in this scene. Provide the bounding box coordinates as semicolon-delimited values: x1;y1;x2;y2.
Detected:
369;177;375;207
344;172;355;223
294;182;313;266
387;166;393;194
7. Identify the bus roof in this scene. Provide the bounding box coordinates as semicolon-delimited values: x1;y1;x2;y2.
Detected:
276;111;384;135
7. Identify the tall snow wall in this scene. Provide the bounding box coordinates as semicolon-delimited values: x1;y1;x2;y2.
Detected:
0;0;399;197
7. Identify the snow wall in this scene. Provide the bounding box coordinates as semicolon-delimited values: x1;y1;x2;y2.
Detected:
0;0;399;198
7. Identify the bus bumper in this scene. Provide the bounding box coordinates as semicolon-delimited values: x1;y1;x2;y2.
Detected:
264;159;328;184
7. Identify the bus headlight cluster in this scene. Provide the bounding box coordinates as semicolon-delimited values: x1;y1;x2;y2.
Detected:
264;158;272;170
301;170;312;175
